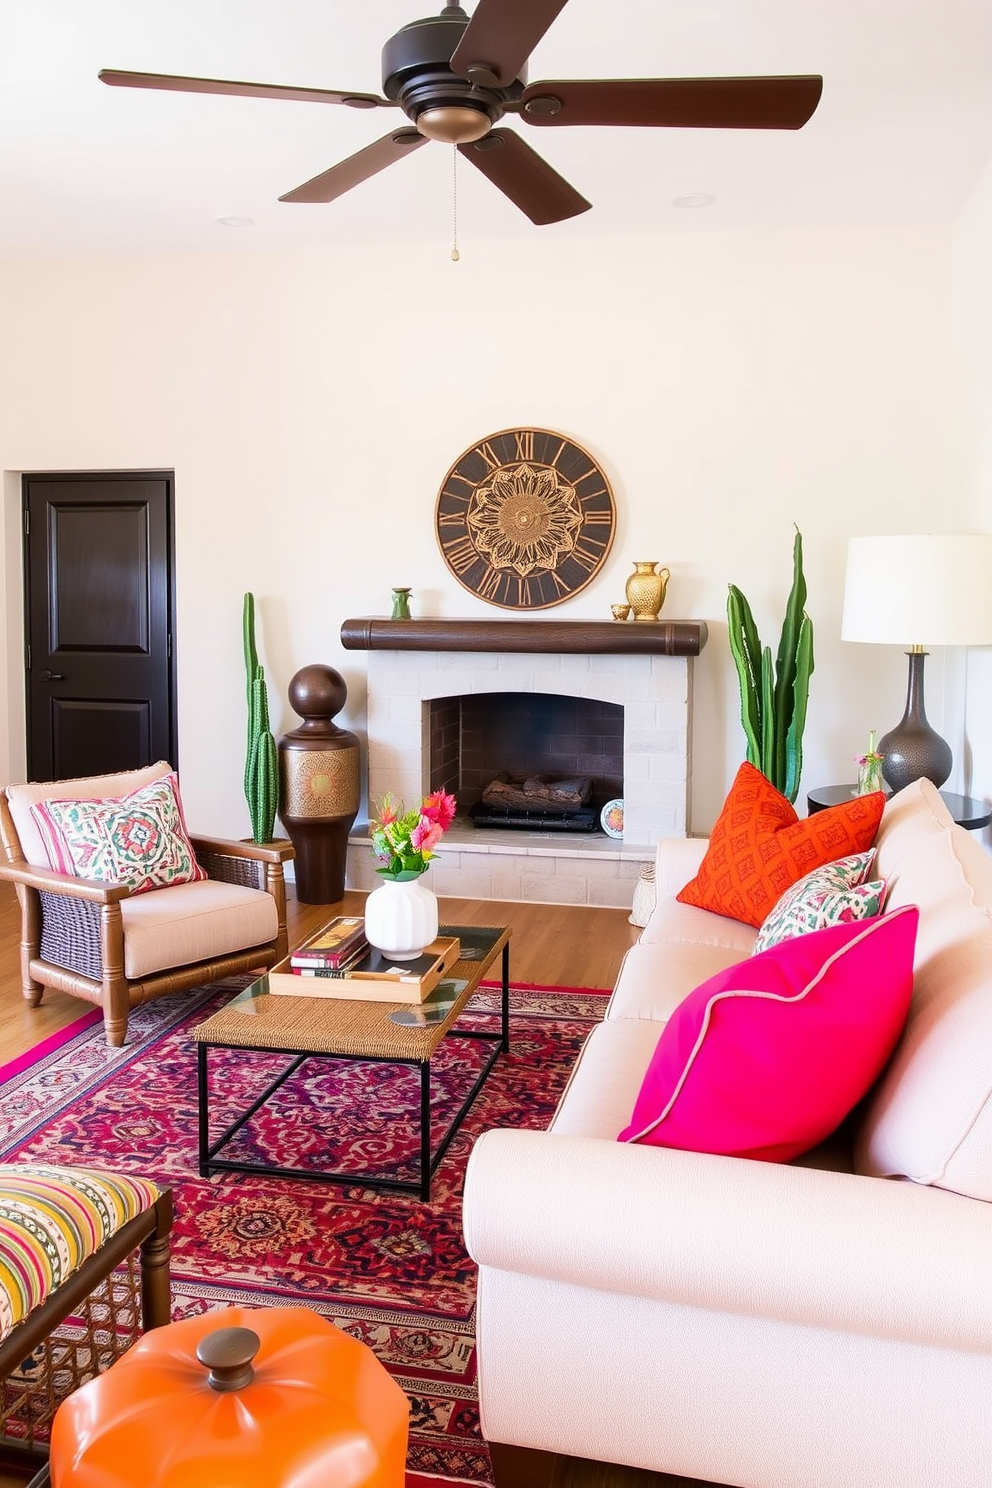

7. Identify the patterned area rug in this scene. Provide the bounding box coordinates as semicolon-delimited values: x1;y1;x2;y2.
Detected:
0;978;609;1487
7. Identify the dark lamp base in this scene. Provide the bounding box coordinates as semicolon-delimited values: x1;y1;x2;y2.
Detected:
879;650;953;792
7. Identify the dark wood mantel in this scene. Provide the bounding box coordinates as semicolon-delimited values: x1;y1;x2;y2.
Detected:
340;618;707;656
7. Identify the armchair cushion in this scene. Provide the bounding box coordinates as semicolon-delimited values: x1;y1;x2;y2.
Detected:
0;1163;162;1342
29;772;206;896
120;878;279;978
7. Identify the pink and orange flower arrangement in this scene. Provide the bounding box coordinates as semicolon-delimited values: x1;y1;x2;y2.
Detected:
370;789;457;880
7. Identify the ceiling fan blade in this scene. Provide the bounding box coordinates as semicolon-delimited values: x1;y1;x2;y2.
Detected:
518;75;823;130
459;129;590;225
449;0;571;89
98;69;393;110
279;129;427;203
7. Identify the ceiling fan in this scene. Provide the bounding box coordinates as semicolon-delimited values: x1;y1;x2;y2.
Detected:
99;0;823;227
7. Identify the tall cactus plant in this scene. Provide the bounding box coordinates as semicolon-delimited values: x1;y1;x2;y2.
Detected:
243;592;278;843
727;528;814;804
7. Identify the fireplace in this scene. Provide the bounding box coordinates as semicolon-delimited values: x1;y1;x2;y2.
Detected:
341;617;707;908
428;691;624;827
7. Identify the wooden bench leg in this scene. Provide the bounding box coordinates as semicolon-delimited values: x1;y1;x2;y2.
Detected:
139;1191;173;1331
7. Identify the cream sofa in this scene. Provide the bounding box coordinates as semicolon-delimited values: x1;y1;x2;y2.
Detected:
463;778;992;1488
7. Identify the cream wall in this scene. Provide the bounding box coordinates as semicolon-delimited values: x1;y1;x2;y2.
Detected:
952;156;992;835
0;226;963;839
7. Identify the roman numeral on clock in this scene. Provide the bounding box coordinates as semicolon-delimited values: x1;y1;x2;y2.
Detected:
443;535;480;576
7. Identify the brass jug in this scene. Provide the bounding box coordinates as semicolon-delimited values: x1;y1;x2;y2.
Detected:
625;562;670;622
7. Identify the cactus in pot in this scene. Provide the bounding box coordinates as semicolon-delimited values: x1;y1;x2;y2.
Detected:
727;527;814;804
243;591;279;843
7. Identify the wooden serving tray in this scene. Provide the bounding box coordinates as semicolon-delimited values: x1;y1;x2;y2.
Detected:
266;935;461;1004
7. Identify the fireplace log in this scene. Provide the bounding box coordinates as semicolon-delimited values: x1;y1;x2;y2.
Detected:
482;775;592;810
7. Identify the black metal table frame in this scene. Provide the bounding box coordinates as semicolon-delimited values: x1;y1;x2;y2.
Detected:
196;941;510;1202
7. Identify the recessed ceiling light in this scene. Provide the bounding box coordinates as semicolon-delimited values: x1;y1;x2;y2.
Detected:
671;193;715;210
215;215;254;228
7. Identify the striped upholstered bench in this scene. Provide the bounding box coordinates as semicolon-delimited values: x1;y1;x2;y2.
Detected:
0;1163;172;1464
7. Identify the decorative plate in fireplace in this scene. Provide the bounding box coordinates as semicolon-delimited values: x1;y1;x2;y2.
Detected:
600;798;624;838
434;427;616;610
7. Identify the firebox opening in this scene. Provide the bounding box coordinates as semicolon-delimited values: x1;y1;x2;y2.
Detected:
428;691;624;832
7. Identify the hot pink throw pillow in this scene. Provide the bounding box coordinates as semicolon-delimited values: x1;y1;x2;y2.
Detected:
618;906;918;1163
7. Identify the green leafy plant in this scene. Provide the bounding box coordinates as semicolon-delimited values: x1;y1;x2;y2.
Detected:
242;591;278;843
727;527;814;804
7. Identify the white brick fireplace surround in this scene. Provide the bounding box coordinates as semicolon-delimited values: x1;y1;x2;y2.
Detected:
341;618;708;909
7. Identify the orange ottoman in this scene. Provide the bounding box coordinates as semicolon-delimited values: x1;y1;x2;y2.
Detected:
49;1305;409;1488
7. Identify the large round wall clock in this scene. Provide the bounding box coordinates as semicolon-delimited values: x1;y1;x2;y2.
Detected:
434;427;617;610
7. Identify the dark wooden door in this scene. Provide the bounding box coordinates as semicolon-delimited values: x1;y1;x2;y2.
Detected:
24;472;177;781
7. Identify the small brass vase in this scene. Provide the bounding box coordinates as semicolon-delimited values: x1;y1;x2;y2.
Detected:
625;562;670;622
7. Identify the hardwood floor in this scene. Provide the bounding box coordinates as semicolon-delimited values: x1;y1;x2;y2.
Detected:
0;882;710;1487
0;881;639;1062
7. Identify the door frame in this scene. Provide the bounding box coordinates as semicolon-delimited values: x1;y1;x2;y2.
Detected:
18;469;179;780
2;469;27;785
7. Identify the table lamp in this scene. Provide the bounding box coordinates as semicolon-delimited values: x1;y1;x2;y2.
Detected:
841;534;992;791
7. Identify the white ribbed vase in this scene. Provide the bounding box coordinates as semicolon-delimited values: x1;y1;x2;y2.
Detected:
629;863;657;928
364;874;439;960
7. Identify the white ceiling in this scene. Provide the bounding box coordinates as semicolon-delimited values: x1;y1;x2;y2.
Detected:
2;0;992;260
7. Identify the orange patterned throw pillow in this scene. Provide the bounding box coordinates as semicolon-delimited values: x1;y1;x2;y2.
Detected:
677;762;886;928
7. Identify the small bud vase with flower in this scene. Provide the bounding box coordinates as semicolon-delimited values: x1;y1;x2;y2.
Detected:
364;790;457;959
856;730;886;796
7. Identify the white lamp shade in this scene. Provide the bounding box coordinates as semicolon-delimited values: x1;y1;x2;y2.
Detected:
841;534;992;646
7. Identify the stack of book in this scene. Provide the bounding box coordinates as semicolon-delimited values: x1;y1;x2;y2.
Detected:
290;916;369;974
268;918;462;1004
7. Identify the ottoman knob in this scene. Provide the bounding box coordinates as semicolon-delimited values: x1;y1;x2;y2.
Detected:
195;1326;260;1391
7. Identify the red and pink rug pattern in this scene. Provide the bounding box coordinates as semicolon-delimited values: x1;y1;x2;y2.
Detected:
0;978;609;1487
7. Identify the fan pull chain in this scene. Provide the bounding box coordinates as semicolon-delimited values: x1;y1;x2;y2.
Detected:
451;147;460;262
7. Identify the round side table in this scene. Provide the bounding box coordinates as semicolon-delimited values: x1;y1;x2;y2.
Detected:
806;785;992;832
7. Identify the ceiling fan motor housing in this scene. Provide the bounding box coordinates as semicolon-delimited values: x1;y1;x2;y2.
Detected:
381;10;525;142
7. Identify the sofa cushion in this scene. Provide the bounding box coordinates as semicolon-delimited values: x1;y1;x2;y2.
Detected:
676;763;885;928
752;852;887;954
856;778;992;1200
30;772;206;896
607;940;752;1024
550;1018;662;1139
618;906;918;1163
638;895;758;954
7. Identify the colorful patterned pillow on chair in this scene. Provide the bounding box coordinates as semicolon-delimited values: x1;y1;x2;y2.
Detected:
30;772;206;895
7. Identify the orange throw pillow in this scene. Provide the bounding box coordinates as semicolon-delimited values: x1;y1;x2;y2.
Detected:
677;762;886;927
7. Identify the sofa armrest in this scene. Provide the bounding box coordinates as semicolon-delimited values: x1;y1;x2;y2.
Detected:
653;836;710;897
463;1129;992;1354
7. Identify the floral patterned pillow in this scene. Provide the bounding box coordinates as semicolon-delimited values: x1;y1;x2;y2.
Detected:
753;851;887;955
30;772;207;895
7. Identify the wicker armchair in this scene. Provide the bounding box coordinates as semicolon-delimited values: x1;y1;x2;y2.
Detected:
0;764;294;1047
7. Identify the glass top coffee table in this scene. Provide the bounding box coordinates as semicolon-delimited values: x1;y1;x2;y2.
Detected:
191;924;510;1201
